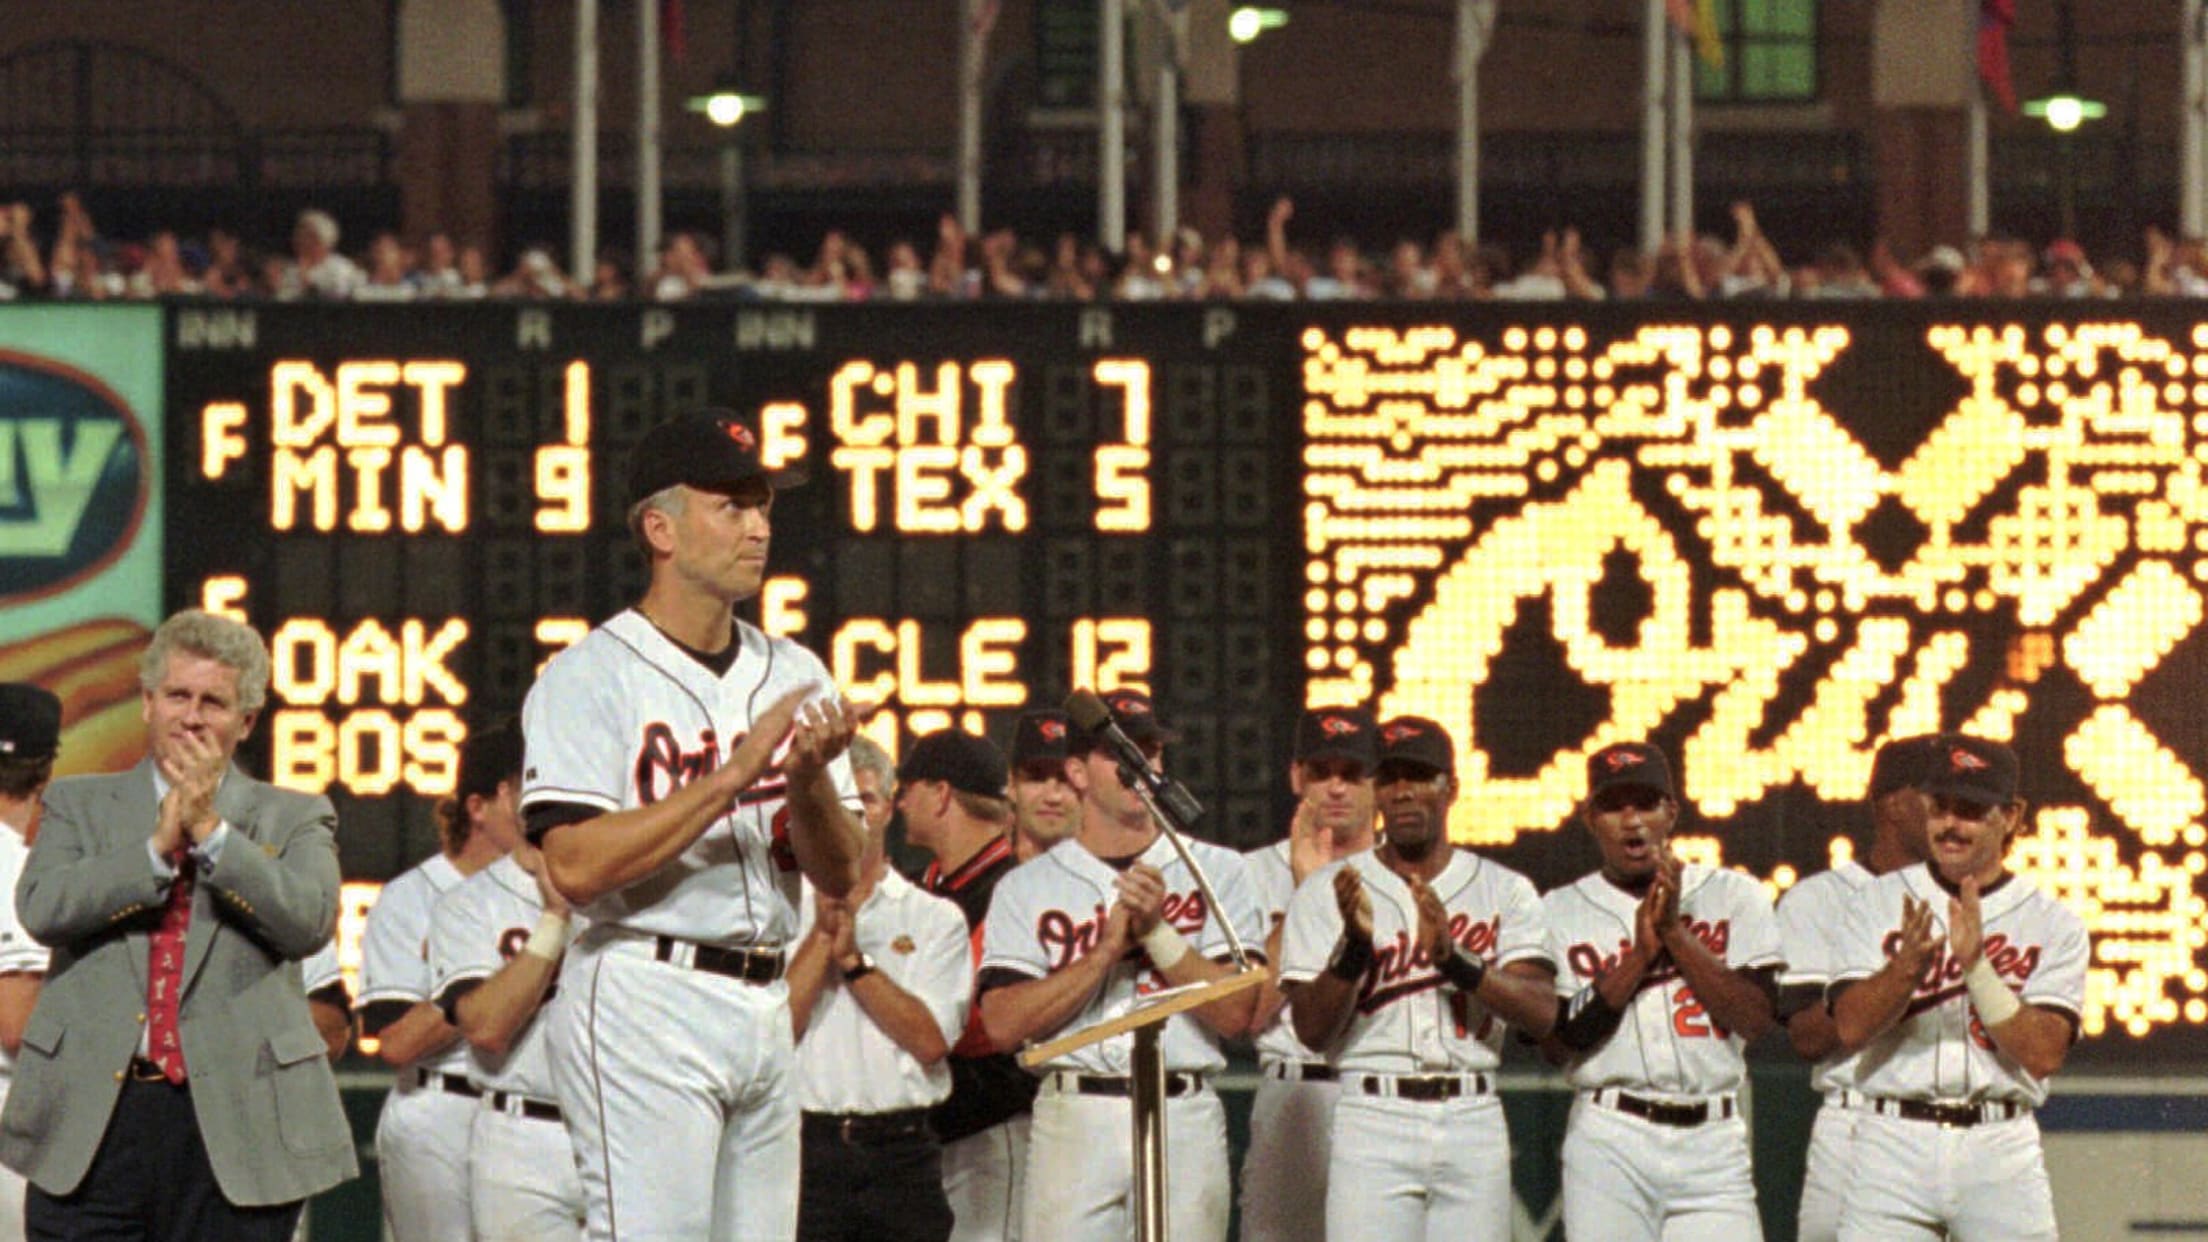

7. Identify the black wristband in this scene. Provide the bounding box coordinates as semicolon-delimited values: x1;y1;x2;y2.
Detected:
1438;945;1488;994
1326;933;1375;982
1554;981;1627;1052
841;954;877;984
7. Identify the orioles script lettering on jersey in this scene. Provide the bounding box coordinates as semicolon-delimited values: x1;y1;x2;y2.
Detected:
1357;913;1501;1013
1035;892;1211;971
1884;930;2042;993
633;722;720;802
1565;916;1732;979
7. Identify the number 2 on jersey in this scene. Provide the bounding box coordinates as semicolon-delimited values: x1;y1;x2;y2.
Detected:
1672;985;1714;1038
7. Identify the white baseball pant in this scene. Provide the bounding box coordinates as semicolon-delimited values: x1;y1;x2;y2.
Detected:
1237;1070;1336;1242
1836;1111;2055;1241
1561;1093;1763;1242
471;1098;586;1242
549;939;799;1242
1326;1086;1511;1242
943;1114;1030;1242
1796;1098;1860;1242
1022;1079;1229;1242
375;1079;477;1242
0;1081;22;1240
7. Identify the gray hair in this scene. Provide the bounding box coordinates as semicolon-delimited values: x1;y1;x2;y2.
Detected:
296;209;339;248
848;734;895;793
625;483;688;557
140;610;272;714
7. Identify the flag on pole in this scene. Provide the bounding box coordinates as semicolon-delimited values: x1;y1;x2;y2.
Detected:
663;0;688;64
1665;0;1725;68
972;0;1002;40
1978;0;2018;113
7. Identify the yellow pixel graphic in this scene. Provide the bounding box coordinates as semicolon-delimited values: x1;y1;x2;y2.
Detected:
1304;321;2208;1037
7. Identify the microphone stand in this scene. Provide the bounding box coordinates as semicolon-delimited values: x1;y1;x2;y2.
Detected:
1117;763;1251;974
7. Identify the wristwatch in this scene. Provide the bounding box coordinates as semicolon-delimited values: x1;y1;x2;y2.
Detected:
841;953;877;983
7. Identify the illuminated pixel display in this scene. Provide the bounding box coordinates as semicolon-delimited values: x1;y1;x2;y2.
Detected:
1304;317;2208;1039
161;304;2208;1048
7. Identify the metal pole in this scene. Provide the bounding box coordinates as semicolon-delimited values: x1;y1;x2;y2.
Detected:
1130;1025;1169;1242
722;141;748;272
1669;26;1694;240
1640;0;1668;253
1968;74;1989;237
1456;0;1494;242
638;0;663;274
571;0;599;287
2186;0;2205;236
1153;7;1181;251
958;0;986;233
1100;0;1127;252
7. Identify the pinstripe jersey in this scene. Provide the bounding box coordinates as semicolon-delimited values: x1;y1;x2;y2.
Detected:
520;609;860;945
1542;864;1783;1095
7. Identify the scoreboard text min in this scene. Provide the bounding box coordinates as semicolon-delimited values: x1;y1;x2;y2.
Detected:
167;302;2208;1050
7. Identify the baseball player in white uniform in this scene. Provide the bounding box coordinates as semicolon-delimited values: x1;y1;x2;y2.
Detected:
1279;716;1556;1242
522;410;867;1242
300;939;350;1059
1238;707;1379;1242
1007;711;1077;862
359;721;532;1242
1542;741;1782;1242
1828;735;2087;1242
0;684;57;1241
977;689;1264;1242
1776;734;1939;1242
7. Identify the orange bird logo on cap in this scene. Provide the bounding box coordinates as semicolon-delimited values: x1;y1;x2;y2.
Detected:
1038;720;1068;741
1381;722;1424;744
1317;716;1359;737
1601;749;1645;771
721;421;757;451
1949;748;1989;771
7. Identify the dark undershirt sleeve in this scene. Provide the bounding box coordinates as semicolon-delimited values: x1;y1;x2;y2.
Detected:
976;966;1042;996
525;801;602;847
435;978;486;1027
308;981;353;1012
1775;981;1825;1020
358;998;415;1037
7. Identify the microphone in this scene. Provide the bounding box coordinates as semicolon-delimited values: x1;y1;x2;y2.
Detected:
1064;690;1204;829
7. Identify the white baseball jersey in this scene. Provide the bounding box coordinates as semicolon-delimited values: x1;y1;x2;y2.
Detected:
1279;849;1549;1072
981;835;1264;1075
1830;864;2088;1106
521;610;860;944
792;872;972;1114
1246;840;1327;1066
1777;862;1874;1095
302;939;342;996
0;828;46;1078
1542;864;1783;1094
358;852;473;1079
427;855;567;1099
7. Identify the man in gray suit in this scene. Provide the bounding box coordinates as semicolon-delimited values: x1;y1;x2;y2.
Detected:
0;610;356;1241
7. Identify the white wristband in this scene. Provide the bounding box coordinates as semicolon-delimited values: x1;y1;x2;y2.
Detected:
1140;922;1191;972
524;912;572;961
1964;957;2022;1027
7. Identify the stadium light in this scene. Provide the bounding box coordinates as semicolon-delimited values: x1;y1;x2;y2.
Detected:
1229;7;1289;43
2023;92;2106;134
686;86;768;129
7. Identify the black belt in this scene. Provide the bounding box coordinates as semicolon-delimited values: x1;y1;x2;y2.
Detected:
1594;1089;1734;1127
654;936;785;985
489;1090;563;1123
417;1069;482;1099
803;1107;933;1145
1264;1061;1338;1083
1357;1073;1491;1102
1047;1071;1205;1099
1870;1097;2029;1128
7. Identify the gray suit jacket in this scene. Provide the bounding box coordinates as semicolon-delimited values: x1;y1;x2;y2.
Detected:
0;762;357;1206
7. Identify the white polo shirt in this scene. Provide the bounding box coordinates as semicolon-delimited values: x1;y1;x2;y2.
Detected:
793;870;973;1115
0;823;48;1077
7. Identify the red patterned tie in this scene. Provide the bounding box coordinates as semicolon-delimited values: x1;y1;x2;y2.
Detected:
144;851;194;1084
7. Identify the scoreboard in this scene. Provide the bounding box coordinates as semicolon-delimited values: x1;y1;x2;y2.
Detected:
156;300;2208;1052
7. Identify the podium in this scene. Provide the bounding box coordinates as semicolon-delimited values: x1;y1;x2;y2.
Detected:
1019;968;1268;1242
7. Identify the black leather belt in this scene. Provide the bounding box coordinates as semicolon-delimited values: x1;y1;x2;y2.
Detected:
1870;1097;2028;1128
417;1069;482;1099
1264;1061;1338;1083
803;1107;932;1145
654;936;785;985
489;1090;563;1123
1594;1089;1734;1127
1048;1071;1205;1099
1357;1073;1491;1102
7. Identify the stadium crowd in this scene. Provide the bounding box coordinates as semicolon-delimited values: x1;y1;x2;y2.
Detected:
1;192;2202;304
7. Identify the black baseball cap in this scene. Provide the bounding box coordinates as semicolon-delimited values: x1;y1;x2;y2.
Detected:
457;719;525;799
1868;733;1943;799
1293;707;1378;768
1586;741;1675;801
0;684;60;761
1071;688;1176;752
625;409;807;509
898;729;1010;799
1922;734;2019;805
1377;716;1454;778
1011;710;1073;768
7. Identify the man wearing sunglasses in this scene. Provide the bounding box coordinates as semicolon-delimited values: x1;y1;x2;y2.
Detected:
1541;741;1782;1241
1826;735;2086;1241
